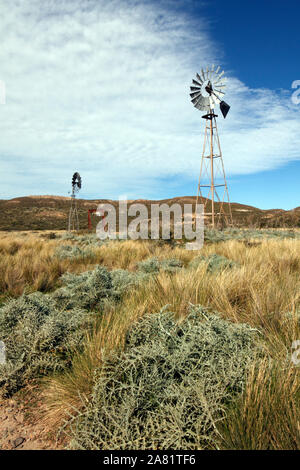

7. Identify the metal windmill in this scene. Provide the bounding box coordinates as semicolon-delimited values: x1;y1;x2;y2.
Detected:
190;65;233;228
68;172;81;231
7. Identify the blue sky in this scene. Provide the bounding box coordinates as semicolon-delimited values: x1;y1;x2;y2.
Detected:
0;0;299;209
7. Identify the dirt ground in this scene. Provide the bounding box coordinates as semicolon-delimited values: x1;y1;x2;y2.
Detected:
0;397;63;450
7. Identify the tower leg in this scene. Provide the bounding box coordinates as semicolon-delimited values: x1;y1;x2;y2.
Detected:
68;195;80;232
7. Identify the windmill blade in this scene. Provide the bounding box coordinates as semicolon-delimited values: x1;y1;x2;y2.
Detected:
215;65;220;74
192;79;202;87
196;73;203;84
190;86;201;92
190;91;202;99
201;68;206;81
214;89;225;96
193;95;208;110
191;95;201;105
192;95;206;106
214;78;227;86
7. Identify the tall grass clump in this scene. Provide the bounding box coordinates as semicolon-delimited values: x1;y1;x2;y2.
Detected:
218;359;300;449
66;307;261;450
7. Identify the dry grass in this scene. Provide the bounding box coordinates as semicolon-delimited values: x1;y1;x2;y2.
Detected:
40;237;300;438
1;231;299;449
0;233;193;298
218;359;300;449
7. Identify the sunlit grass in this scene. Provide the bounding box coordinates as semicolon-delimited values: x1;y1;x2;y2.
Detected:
0;230;299;448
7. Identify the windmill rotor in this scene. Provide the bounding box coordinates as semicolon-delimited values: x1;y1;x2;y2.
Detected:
190;66;230;118
72;172;82;193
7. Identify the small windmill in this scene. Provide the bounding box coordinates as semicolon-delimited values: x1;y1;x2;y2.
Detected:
190;65;233;228
68;172;81;231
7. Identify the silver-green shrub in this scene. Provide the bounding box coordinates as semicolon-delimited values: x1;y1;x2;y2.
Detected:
189;253;237;273
0;293;91;397
55;244;95;261
137;257;183;274
67;307;260;450
204;228;300;244
52;266;114;310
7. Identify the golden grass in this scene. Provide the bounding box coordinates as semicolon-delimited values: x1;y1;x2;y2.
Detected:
40;237;300;436
218;359;300;449
1;231;299;448
0;232;197;299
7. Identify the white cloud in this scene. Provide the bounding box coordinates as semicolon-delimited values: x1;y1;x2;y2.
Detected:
0;0;299;199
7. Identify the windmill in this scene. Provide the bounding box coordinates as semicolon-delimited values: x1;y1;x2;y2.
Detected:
68;172;81;231
190;65;233;228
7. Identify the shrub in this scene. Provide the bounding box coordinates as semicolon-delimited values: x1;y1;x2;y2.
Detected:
137;257;160;273
204;228;300;244
110;269;149;297
137;257;183;274
189;253;237;273
0;293;91;397
52;266;114;310
67;307;260;450
161;258;183;272
54;244;95;261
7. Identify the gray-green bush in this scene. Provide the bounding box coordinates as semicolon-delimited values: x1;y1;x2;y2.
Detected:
67;307;261;450
52;266;114;310
137;257;183;274
189;253;237;273
54;244;95;260
0;293;91;397
204;228;300;244
0;264;154;396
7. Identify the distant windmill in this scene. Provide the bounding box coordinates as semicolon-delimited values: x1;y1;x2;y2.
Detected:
68;172;81;231
190;65;233;228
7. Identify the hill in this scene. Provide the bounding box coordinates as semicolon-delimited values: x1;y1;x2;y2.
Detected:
0;195;299;231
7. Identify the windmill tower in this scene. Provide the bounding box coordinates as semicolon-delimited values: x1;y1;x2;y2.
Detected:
190;66;233;228
68;172;81;231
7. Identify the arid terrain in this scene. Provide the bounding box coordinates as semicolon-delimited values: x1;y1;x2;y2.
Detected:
0;195;300;231
0;226;299;450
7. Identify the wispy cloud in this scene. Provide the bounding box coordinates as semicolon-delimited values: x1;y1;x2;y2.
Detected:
0;0;299;199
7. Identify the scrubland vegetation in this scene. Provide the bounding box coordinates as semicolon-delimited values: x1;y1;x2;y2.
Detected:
0;229;299;449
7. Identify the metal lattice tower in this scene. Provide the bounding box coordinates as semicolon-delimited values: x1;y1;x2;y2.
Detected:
196;111;232;228
68;172;81;232
190;66;233;228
